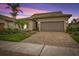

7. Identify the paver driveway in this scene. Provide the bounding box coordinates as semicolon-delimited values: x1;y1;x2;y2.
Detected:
22;32;79;48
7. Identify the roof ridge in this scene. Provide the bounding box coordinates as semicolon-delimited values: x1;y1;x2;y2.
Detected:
32;11;63;16
0;14;14;22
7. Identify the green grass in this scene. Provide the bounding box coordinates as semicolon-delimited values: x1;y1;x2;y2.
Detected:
71;34;79;43
0;29;32;42
0;32;31;42
67;23;79;43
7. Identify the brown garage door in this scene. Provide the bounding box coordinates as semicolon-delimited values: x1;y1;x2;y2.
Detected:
40;21;64;32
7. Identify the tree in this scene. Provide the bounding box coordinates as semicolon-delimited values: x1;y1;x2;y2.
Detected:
72;18;77;24
6;3;23;20
15;19;28;30
6;3;23;29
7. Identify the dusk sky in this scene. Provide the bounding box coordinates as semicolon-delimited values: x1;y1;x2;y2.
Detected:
0;3;79;19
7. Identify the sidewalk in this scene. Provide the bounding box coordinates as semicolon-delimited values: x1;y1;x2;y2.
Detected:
0;41;79;56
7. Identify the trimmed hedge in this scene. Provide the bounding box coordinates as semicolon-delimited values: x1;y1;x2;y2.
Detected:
71;34;79;43
66;23;79;43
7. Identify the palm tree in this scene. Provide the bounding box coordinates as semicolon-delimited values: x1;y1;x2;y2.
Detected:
6;3;23;28
6;3;23;20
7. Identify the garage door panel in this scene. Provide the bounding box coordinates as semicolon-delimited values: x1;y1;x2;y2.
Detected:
40;21;64;32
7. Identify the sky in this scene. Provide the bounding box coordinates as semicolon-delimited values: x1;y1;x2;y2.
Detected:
0;3;79;19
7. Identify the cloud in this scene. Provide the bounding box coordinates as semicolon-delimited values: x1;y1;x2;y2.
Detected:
16;16;30;19
20;7;49;15
17;7;50;18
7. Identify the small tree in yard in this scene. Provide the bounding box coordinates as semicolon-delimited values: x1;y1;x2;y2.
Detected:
15;20;28;30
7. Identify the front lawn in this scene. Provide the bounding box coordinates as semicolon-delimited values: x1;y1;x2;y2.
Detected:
0;29;32;42
66;23;79;43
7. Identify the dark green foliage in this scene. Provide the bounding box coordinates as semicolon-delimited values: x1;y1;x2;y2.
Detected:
67;23;79;43
15;19;28;30
66;27;79;34
0;28;21;35
71;34;79;43
0;29;31;42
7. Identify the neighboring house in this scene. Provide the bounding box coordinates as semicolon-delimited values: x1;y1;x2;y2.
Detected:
0;15;15;30
23;11;72;32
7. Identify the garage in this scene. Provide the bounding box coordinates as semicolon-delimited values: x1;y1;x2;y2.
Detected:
40;21;64;32
31;11;72;32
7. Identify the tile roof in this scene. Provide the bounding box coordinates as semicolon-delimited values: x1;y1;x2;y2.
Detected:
0;15;14;22
31;11;72;19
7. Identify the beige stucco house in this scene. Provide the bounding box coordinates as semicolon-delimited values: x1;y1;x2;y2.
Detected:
0;11;72;32
24;11;72;32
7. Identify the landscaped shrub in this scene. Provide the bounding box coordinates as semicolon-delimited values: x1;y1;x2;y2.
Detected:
0;28;21;35
71;35;79;43
67;23;79;43
74;27;79;31
70;28;79;32
66;24;79;34
66;26;74;34
0;28;32;42
72;31;79;35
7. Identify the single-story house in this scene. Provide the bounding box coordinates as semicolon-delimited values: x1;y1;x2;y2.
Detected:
23;11;72;32
0;11;72;32
0;15;15;30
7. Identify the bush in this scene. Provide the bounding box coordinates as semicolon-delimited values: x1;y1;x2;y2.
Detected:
67;23;79;43
66;26;74;34
0;28;32;42
71;35;79;43
66;24;79;34
72;31;79;35
0;28;21;35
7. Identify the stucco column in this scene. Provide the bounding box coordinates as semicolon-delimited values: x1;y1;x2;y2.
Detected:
37;22;41;31
64;20;68;32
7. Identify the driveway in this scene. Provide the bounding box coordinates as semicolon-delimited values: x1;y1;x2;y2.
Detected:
22;32;79;48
